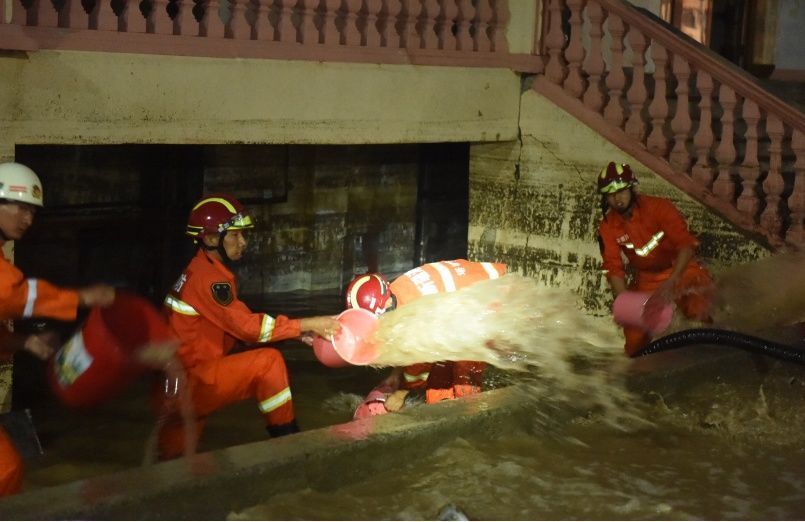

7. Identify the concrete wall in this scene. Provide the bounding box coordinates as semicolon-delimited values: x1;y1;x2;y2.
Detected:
0;50;521;160
468;89;770;316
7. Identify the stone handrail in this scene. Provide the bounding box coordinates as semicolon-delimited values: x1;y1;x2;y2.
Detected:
539;0;804;248
0;0;540;71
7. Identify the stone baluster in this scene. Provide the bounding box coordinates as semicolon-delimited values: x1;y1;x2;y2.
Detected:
647;42;670;156
300;0;319;44
174;0;198;35
455;0;474;51
383;0;402;47
36;0;60;27
323;0;341;45
736;99;761;217
122;0;147;32
60;0;87;28
90;0;118;30
562;0;585;98
226;0;249;38
277;0;296;43
437;0;457;50
712;84;737;201
669;54;692;172
625;28;647;141
787;129;805;245
473;0;492;52
400;0;417;49
582;2;605;112
344;0;362;46
489;0;507;52
11;0;27;25
365;0;383;47
603;14;626;129
691;71;714;187
148;0;174;34
543;0;567;83
760;116;785;237
419;0;439;49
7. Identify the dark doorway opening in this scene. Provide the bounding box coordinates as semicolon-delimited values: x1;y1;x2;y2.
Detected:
11;142;470;408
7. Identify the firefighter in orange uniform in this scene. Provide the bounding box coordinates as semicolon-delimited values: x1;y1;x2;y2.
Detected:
0;162;115;496
597;162;713;356
345;259;507;405
157;194;339;460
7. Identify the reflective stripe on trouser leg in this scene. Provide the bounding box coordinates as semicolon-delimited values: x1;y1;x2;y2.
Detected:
156;348;295;459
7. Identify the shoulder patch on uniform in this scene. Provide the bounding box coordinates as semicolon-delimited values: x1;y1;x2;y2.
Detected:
211;282;233;306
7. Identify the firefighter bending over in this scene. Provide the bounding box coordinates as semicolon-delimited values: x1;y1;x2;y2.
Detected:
346;259;506;411
596;162;713;356
0;162;115;496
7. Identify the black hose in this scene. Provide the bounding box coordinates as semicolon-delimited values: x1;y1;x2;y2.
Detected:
635;328;805;366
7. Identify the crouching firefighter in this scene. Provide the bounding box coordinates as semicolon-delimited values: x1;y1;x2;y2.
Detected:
346;259;507;416
156;194;339;460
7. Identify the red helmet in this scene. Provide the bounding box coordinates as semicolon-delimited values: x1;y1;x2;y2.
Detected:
186;193;254;240
345;273;392;315
597;162;637;194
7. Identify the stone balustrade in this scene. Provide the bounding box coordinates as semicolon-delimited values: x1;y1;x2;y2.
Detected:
541;0;805;248
0;0;541;71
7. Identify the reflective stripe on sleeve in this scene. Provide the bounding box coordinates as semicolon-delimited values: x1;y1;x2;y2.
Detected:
23;278;37;318
164;295;200;316
258;314;276;343
432;263;457;292
632;231;665;257
480;262;502;280
259;387;292;413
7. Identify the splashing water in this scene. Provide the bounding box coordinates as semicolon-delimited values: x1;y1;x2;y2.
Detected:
711;251;805;337
370;275;621;370
368;275;645;427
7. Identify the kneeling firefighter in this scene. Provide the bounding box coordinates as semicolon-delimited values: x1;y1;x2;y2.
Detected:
156;194;339;460
345;259;507;414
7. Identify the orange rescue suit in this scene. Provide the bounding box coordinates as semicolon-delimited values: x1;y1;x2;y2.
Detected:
158;249;301;460
0;248;79;496
598;194;713;356
390;260;507;394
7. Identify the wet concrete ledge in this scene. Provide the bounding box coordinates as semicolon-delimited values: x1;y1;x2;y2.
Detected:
0;385;534;520
0;344;774;520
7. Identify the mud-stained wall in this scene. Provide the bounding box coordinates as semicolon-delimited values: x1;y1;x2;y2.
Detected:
468;90;770;316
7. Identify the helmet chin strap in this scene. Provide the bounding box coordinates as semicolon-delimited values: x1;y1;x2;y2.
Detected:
201;229;241;268
216;231;240;267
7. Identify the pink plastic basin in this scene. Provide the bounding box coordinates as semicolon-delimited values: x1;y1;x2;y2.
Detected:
612;291;674;335
311;308;379;367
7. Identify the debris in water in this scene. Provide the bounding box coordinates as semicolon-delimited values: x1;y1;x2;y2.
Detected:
437;503;471;521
